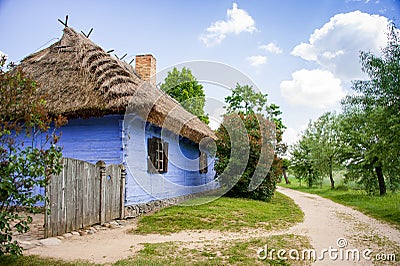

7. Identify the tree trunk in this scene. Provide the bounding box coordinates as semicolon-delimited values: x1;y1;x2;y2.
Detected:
329;157;334;189
375;165;386;196
282;168;290;184
329;172;335;189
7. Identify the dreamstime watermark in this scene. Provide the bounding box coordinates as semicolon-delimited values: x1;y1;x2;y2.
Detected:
257;238;397;262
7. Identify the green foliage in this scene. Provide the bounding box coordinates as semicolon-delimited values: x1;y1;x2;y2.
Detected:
225;83;284;132
340;23;400;195
290;112;342;189
215;84;284;201
290;23;400;195
281;158;290;169
215;113;278;201
0;56;64;256
290;137;320;188
160;67;209;124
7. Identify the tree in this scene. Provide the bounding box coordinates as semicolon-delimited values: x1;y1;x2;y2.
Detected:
290;136;320;188
215;84;283;201
0;56;64;256
281;158;291;184
340;23;400;195
160;67;209;124
225;83;284;132
305;112;342;189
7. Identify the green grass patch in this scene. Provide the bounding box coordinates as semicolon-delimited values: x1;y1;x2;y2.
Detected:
280;177;400;227
0;255;95;266
133;192;303;234
1;192;306;265
115;234;312;266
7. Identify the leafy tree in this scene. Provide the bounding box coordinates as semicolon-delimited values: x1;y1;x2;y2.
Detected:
281;158;291;184
340;23;400;195
225;83;284;132
0;56;65;256
160;67;209;124
305;112;342;189
290;137;320;187
215;113;277;201
215;84;283;201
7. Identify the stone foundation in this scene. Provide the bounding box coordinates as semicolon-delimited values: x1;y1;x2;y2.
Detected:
124;190;218;218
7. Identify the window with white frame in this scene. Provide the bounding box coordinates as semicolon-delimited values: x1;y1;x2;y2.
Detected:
147;137;168;173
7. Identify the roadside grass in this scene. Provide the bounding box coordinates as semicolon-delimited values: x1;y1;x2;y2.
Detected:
0;255;96;266
114;234;312;266
132;192;303;234
1;192;307;265
279;176;400;228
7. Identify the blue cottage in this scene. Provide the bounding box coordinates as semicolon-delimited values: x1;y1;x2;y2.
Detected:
18;27;217;212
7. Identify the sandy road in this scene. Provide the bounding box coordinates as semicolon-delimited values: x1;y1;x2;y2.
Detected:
25;187;400;265
277;186;400;265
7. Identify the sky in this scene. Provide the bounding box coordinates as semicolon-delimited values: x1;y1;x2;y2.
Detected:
0;0;399;147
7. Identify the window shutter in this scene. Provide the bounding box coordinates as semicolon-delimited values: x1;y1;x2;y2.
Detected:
163;141;169;173
147;138;157;173
199;152;208;174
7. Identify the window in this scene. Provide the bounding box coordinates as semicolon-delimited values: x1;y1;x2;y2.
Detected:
199;151;208;174
147;137;168;173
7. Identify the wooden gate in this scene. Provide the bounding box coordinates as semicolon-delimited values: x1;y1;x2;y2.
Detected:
45;158;126;237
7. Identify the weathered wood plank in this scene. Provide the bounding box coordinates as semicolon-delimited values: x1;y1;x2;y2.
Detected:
120;165;126;219
45;158;124;237
98;161;106;224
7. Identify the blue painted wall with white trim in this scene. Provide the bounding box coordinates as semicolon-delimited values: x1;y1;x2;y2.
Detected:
122;114;217;205
51;114;217;206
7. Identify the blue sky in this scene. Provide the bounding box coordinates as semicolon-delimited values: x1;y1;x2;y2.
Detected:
0;0;399;145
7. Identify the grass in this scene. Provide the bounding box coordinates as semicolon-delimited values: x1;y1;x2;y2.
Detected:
133;192;304;234
1;192;308;265
279;176;400;228
114;234;312;266
0;255;96;266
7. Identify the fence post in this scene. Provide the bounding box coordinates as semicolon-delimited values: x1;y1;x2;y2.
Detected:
119;164;126;219
96;160;106;225
44;180;50;238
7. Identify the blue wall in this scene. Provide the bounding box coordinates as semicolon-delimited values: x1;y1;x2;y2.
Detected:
52;114;217;206
123;114;217;205
57;115;123;165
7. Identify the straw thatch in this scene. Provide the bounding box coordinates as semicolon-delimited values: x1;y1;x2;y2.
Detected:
18;27;216;143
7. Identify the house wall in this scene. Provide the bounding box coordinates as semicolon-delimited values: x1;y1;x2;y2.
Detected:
34;114;217;206
56;115;124;165
123;114;217;206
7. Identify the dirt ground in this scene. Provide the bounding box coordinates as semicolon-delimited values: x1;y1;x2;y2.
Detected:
21;187;400;265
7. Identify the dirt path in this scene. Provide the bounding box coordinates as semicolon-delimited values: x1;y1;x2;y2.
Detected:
24;188;400;265
277;186;400;265
24;220;289;264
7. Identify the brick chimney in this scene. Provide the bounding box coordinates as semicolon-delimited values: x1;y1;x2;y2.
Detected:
135;54;156;86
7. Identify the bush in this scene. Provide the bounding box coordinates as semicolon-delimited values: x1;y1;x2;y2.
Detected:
215;113;278;201
0;56;64;256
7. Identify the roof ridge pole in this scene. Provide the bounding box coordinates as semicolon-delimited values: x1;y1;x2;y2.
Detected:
81;28;93;38
57;15;69;28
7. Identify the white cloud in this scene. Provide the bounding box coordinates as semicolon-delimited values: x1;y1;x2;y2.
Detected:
280;69;346;109
200;3;257;47
247;55;267;66
259;42;283;54
291;11;389;81
283;127;301;146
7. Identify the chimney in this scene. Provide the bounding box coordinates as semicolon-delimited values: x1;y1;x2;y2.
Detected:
135;54;156;86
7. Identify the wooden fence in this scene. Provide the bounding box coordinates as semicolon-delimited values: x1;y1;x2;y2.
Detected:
45;158;126;237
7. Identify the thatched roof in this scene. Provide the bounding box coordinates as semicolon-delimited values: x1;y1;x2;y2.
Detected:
18;27;216;143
